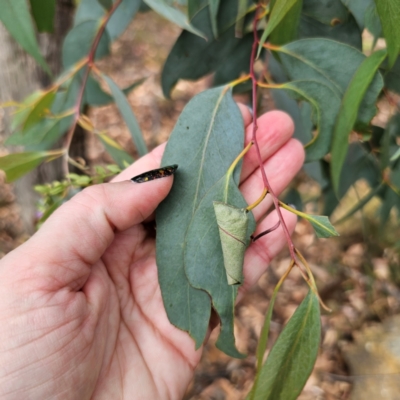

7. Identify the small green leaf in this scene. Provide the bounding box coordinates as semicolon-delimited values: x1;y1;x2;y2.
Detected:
97;0;113;9
375;0;400;67
303;0;349;25
280;80;341;162
303;215;339;238
62;20;111;68
257;0;299;57
102;75;148;157
0;150;63;182
234;0;248;37
106;0;141;40
143;0;206;38
98;133;134;168
23;90;57;131
84;75;146;107
249;291;321;400
209;0;219;38
6;119;62;151
188;0;207;19
30;0;56;32
213;202;249;285
331;49;386;193
269;0;303;46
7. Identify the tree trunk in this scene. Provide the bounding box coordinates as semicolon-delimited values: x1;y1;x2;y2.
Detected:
0;0;85;234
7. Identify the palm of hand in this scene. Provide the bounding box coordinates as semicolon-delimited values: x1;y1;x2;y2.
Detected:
0;109;303;400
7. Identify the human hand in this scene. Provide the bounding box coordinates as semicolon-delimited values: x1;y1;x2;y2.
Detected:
0;106;304;399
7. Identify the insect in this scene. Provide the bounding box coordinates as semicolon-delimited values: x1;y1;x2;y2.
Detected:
131;164;178;183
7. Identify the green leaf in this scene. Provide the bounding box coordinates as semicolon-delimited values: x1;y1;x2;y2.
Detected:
0;150;63;182
382;56;400;95
257;0;298;57
303;0;349;25
143;0;206;38
269;0;302;46
103;75;148;157
97;0;113;9
298;14;362;49
162;0;243;97
156;86;253;354
0;0;51;74
213;202;249;285
340;0;380;33
62;20;111;68
23;90;57;131
98;133;134;167
106;0;141;40
276;38;383;132
30;0;56;32
270;88;313;145
375;0;400;67
249;291;321;400
331;49;386;193
187;0;207;19
280;80;341;161
84;75;145;106
302;214;339;238
213;33;254;87
234;0;248;38
209;0;219;38
6;119;63;151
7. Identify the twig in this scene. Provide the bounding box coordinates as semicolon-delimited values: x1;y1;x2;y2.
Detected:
249;5;297;263
62;0;123;177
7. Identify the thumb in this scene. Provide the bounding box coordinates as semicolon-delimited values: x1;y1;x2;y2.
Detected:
3;171;173;291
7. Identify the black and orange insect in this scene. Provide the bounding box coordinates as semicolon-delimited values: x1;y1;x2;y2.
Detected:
131;164;178;183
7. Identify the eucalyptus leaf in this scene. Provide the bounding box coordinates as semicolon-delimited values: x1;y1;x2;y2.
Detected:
249;291;321;400
276;39;383;129
302;0;349;25
0;151;63;182
156;86;253;354
298;13;362;49
161;0;244;97
6;119;63;151
213;202;249;285
268;0;303;46
62;20;111;68
303;215;339;238
331;49;386;193
23;90;57;132
30;0;55;32
143;0;206;38
280;80;341;161
257;0;298;57
98;133;134;167
103;75;148;157
375;0;400;68
209;0;219;38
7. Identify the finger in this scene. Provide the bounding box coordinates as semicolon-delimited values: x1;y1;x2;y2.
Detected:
238;208;297;299
240;138;305;221
5;166;174;292
241;111;295;182
237;103;253;128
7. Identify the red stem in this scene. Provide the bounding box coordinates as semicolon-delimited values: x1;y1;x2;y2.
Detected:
62;0;123;175
250;5;297;261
